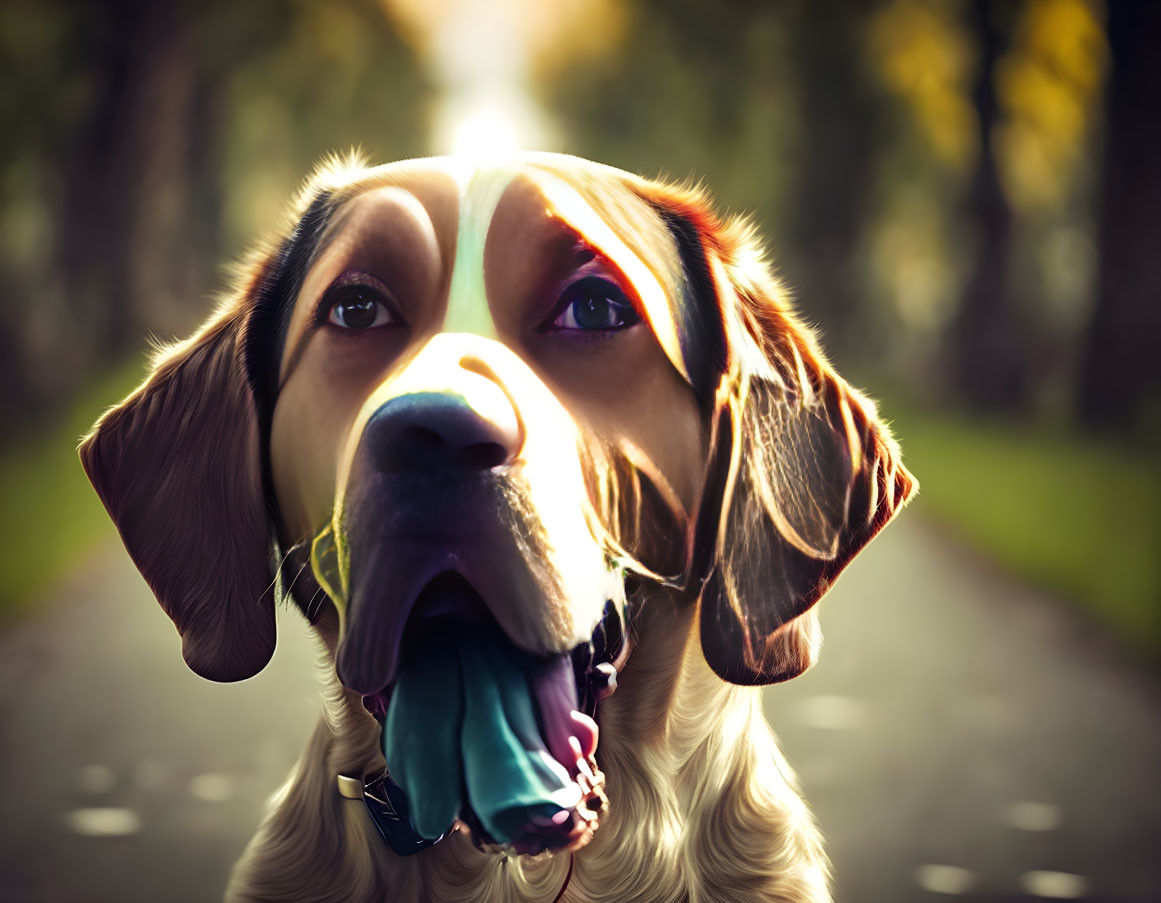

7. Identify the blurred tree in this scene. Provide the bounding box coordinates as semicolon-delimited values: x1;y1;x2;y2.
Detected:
992;0;1106;415
0;0;428;441
945;0;1030;413
1077;1;1161;434
868;0;1105;413
864;0;976;385
56;0;201;358
780;0;886;360
546;0;797;219
0;0;105;419
545;0;882;357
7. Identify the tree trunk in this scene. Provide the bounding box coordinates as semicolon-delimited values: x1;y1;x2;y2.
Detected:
782;0;881;361
946;0;1029;413
1077;2;1161;432
55;0;220;354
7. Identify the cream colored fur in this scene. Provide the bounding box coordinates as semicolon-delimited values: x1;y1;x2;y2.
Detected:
227;587;830;903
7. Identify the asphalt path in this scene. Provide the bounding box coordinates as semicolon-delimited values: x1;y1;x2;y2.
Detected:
1;512;1158;902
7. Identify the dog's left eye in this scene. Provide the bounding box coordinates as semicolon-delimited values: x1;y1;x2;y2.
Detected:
551;277;641;332
325;284;396;330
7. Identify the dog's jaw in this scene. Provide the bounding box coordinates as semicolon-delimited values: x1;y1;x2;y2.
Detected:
226;583;832;903
347;571;627;855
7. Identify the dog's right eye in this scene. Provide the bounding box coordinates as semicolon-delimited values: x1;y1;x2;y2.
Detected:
324;283;397;330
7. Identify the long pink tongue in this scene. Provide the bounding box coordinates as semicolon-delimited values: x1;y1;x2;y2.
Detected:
527;654;598;772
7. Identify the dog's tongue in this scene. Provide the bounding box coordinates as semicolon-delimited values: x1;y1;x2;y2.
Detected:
384;627;599;849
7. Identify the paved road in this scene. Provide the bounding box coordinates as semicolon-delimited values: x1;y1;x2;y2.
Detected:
767;515;1161;903
1;512;1158;903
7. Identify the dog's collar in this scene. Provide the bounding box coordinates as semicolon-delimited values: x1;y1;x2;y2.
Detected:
338;771;445;856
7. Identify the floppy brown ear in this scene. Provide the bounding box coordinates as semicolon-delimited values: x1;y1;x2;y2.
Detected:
79;306;276;681
646;188;917;685
79;178;338;681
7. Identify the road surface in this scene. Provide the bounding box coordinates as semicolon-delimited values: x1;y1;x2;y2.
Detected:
1;512;1158;902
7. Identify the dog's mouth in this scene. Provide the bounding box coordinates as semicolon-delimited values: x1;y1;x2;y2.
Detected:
359;572;627;855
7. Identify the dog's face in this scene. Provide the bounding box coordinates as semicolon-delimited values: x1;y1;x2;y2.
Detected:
266;161;706;696
81;152;914;852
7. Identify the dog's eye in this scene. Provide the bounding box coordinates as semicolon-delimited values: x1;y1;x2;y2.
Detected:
325;284;396;330
551;277;641;332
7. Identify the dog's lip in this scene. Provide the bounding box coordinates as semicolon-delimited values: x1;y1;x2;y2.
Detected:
335;532;577;695
335;548;465;695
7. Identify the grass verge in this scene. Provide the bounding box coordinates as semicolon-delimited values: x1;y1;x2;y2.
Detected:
885;401;1161;663
0;359;147;619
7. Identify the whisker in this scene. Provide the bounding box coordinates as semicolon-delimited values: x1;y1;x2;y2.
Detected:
283;556;312;599
262;546;297;605
305;584;328;623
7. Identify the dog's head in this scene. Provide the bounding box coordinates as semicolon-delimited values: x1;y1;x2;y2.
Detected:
81;153;914;851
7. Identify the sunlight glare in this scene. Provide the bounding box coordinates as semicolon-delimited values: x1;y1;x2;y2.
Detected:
451;107;521;159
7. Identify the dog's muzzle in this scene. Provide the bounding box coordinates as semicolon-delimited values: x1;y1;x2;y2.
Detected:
318;390;630;855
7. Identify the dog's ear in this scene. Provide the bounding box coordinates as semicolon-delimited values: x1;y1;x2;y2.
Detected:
79;303;276;682
79;185;336;681
644;186;917;685
80;179;336;677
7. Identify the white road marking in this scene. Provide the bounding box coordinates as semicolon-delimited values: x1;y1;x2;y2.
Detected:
1019;870;1090;899
65;807;141;837
189;773;234;803
914;864;975;894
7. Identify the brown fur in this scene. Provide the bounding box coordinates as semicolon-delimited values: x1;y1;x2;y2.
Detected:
80;153;914;902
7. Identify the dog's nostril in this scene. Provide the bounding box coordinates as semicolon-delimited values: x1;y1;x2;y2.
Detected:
461;442;510;470
366;392;518;475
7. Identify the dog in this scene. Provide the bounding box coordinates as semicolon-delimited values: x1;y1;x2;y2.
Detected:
81;152;915;902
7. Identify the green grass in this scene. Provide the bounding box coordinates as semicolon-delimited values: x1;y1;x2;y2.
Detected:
886;402;1161;662
0;359;147;618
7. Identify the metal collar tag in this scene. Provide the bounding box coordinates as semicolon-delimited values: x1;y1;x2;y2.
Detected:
338;771;445;857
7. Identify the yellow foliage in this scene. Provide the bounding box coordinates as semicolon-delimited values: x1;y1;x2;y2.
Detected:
869;0;1107;207
995;0;1108;212
869;0;978;174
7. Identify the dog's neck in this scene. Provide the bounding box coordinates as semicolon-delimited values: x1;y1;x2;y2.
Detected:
226;591;831;902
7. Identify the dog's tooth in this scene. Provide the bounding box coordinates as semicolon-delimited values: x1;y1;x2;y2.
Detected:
591;662;618;700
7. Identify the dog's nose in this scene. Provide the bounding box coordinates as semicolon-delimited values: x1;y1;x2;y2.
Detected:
364;391;520;474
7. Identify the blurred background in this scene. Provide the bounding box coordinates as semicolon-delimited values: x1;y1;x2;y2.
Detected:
1;1;1158;901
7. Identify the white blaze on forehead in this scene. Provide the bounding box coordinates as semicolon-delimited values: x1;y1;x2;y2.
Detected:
445;163;517;338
